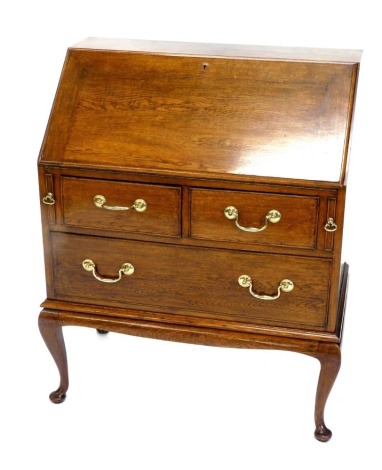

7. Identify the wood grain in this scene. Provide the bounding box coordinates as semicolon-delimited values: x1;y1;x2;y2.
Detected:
37;39;359;440
50;232;332;330
62;176;181;237
39;46;359;184
72;37;362;63
190;188;318;248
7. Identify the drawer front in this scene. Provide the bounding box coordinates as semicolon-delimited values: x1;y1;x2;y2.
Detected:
62;177;181;237
51;233;331;330
190;189;318;249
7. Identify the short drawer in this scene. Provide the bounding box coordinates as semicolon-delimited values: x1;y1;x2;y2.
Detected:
62;177;181;237
190;188;319;249
51;232;331;330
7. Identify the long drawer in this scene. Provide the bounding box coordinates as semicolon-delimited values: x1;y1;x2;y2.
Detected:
51;233;332;330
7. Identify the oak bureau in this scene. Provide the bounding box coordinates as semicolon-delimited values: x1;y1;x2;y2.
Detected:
38;38;361;441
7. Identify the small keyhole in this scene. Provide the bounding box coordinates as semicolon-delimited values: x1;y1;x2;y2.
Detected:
202;62;209;70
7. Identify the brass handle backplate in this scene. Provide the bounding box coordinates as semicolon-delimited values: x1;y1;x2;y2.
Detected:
238;275;294;300
82;259;135;283
94;195;147;212
224;206;281;233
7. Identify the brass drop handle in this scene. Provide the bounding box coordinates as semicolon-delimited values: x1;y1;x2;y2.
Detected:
43;192;56;205
324;218;337;232
93;195;147;212
238;275;294;300
224;206;281;233
82;259;135;283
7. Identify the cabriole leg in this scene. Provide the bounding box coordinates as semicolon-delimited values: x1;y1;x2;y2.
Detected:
38;310;68;404
312;343;341;442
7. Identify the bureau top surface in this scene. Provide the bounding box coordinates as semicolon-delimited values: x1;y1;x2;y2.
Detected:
39;38;361;185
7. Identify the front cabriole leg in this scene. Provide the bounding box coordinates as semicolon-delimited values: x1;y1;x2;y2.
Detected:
310;343;341;442
38;309;68;404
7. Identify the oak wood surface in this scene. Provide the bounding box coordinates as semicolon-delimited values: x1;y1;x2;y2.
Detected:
39;47;359;184
40;299;340;343
43;167;341;258
190;188;318;249
50;232;332;330
62;176;181;237
37;39;359;441
72;37;362;63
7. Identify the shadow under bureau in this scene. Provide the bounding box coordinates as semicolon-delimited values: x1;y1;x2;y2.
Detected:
38;38;361;441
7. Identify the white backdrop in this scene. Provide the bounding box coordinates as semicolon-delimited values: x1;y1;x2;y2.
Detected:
1;1;380;468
